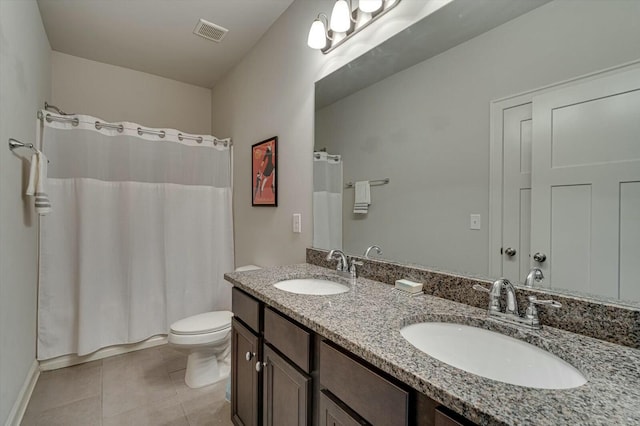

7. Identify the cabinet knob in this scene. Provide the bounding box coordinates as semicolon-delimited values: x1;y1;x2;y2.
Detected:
255;361;267;372
245;352;255;361
504;247;516;257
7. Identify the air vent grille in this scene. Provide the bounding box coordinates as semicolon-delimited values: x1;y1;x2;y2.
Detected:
193;19;228;43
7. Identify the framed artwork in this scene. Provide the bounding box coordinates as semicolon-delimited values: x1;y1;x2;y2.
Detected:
252;136;278;206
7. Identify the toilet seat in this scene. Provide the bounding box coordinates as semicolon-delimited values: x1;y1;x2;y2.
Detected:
170;311;233;335
168;326;231;347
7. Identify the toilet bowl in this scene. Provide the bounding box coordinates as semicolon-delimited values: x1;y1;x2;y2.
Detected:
168;265;261;388
168;311;233;388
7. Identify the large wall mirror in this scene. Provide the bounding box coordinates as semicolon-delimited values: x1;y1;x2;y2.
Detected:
313;0;640;305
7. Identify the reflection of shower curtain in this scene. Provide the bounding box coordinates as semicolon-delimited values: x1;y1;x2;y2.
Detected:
37;112;234;360
313;152;342;250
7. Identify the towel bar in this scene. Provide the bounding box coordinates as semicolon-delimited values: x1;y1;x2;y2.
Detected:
345;178;389;188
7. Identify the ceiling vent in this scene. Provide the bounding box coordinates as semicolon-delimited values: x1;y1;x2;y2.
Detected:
193;19;228;43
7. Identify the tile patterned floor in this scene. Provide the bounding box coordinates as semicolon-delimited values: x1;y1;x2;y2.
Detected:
22;345;233;426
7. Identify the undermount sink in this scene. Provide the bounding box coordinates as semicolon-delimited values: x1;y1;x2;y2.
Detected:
273;278;350;295
400;322;587;389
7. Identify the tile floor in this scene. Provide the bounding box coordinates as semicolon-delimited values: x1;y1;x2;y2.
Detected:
22;345;233;426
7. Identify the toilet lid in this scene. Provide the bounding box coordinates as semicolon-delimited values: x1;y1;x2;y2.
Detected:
170;311;233;335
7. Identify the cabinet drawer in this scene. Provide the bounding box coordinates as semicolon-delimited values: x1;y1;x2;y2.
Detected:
232;287;261;333
264;307;312;373
320;341;409;426
435;407;475;426
320;390;368;426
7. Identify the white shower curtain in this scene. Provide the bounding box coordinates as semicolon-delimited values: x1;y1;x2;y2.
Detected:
313;152;342;250
37;112;234;360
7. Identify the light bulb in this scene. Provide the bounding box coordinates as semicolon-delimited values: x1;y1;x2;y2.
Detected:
359;0;382;13
307;19;328;49
330;0;351;33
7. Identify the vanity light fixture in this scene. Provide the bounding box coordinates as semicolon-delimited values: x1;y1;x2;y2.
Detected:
307;0;402;54
307;14;331;50
330;0;352;32
359;0;383;13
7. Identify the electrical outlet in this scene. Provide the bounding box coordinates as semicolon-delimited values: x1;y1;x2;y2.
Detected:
470;214;481;230
293;213;302;233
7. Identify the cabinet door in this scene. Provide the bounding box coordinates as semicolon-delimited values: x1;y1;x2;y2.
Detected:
263;345;311;426
320;390;368;426
232;318;261;426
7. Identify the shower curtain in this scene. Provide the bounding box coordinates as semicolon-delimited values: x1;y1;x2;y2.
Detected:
313;152;342;250
37;112;234;360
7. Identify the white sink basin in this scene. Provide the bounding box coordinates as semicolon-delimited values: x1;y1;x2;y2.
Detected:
400;322;587;389
273;278;349;295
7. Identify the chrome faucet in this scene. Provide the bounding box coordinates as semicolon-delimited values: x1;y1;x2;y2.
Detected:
326;249;363;279
326;249;348;273
473;278;561;330
363;245;382;259
489;278;519;316
525;268;544;287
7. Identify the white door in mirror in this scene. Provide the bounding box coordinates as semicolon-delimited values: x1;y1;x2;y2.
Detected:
531;67;640;300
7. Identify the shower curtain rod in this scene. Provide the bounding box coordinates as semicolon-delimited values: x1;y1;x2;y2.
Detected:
37;105;233;146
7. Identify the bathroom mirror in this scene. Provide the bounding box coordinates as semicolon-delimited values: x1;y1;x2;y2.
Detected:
313;0;640;304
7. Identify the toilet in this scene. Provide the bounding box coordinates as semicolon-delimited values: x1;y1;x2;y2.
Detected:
168;265;261;388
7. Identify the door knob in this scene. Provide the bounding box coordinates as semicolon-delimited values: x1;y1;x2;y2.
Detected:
504;247;517;257
245;352;255;361
533;252;547;263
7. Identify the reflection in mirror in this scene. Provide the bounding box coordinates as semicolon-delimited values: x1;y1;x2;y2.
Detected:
313;0;640;303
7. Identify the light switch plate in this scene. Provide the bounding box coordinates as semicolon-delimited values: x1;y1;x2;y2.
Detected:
470;214;481;230
293;213;302;233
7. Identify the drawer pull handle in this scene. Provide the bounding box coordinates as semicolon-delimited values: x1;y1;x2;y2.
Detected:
245;351;255;361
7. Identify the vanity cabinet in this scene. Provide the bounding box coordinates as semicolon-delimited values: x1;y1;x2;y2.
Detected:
319;390;368;426
231;286;475;426
231;318;261;426
434;408;474;426
232;288;313;426
320;341;409;426
262;344;311;425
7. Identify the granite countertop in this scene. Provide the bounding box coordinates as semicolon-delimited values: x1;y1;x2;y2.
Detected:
224;264;640;426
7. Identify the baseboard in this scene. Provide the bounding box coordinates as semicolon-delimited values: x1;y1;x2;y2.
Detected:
4;359;40;426
39;335;168;371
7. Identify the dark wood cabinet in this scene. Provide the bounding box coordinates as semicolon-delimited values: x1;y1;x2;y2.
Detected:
319;390;368;426
434;407;475;426
262;345;311;426
231;318;261;426
230;286;475;426
320;341;409;426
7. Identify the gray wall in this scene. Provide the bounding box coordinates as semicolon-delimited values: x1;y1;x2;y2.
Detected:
0;0;51;423
52;51;212;135
210;0;452;268
316;0;640;276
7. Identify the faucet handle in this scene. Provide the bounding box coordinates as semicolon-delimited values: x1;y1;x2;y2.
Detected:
524;296;561;327
527;295;561;309
348;259;363;274
472;284;490;293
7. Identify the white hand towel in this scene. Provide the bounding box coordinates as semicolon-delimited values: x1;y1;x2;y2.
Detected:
354;181;371;214
26;151;52;215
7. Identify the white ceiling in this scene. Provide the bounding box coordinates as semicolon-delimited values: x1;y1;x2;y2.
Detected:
37;0;295;88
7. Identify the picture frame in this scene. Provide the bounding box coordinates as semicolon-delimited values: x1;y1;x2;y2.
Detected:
252;136;278;206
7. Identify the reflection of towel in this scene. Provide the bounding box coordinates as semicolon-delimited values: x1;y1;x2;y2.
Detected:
353;180;370;214
26;151;52;215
